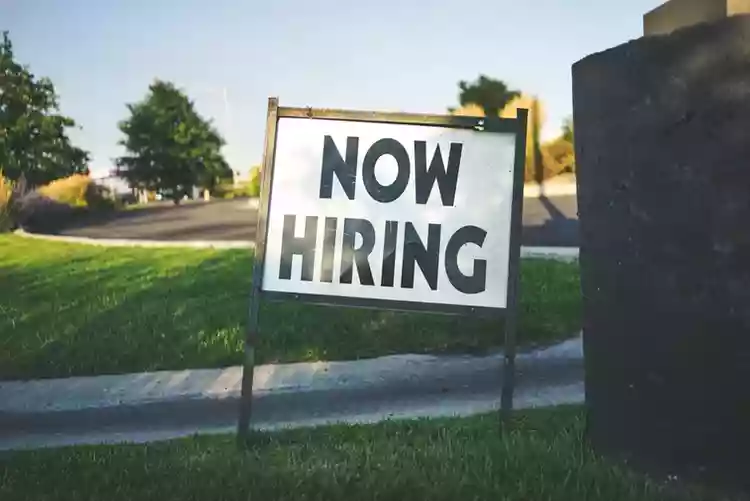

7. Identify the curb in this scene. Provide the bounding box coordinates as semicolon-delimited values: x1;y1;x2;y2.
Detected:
13;229;580;261
523;181;577;198
0;336;583;415
520;246;579;262
0;382;586;452
13;229;254;250
0;336;583;450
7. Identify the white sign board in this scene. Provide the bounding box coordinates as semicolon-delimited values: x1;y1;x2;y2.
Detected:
260;114;521;312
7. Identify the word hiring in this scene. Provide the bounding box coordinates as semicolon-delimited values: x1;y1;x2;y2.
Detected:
278;135;490;294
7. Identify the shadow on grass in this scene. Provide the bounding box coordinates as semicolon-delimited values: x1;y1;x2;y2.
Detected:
0;238;580;380
0;249;248;379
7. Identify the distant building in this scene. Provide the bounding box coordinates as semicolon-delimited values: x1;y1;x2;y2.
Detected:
90;173;132;196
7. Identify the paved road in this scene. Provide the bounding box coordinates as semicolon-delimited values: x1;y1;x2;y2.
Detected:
57;196;578;247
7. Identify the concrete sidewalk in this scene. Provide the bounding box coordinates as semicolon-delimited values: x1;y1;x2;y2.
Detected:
523;174;577;198
0;336;583;451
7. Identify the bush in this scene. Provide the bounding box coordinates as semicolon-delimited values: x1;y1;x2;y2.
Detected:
38;174;115;210
0;171;14;232
247;165;261;197
544;137;575;174
88;183;118;210
230;166;262;199
38;174;89;206
230;183;252;198
10;174;117;233
212;182;236;199
13;191;85;233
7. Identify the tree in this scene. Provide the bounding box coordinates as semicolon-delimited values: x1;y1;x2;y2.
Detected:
561;116;574;143
554;116;576;174
0;31;89;186
449;87;572;181
457;75;521;118
116;80;231;204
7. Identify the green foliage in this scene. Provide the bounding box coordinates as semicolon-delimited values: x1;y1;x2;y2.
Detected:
562;116;574;143
209;171;237;199
0;31;89;186
557;116;576;174
458;75;521;118
115;80;231;204
230;183;252;198
544;137;576;175
523;97;572;182
526;96;545;183
9;174;114;233
247;165;261;197
528;115;575;181
0;170;14;231
212;182;236;199
38;174;91;207
228;166;261;198
38;174;114;210
452;80;564;181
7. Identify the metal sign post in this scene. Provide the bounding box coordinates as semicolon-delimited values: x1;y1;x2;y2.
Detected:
238;98;527;440
500;110;527;425
237;98;279;442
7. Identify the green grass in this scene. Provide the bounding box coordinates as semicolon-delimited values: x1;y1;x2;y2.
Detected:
0;407;733;501
0;235;581;380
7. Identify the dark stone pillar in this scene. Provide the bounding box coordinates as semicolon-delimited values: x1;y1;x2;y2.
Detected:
573;15;750;488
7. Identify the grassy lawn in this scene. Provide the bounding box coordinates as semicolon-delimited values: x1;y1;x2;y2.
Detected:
0;235;581;380
0;407;731;501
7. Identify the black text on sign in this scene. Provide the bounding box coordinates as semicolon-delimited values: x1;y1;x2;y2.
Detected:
262;118;517;309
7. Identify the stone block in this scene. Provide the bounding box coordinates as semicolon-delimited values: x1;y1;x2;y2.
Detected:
573;14;750;489
644;0;750;36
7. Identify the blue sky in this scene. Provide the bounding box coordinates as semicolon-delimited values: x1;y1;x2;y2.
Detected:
4;0;662;177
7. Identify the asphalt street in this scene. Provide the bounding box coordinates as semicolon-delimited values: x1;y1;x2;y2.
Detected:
56;196;578;247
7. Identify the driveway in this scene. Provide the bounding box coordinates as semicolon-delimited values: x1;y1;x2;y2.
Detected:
55;196;578;247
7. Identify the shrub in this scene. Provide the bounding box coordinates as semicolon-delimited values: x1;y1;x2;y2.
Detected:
10;174;118;233
212;182;236;199
13;191;84;233
38;174;115;211
0;171;14;232
230;183;253;198
247;165;261;197
506;98;575;182
543;137;575;175
230;166;262;199
38;174;89;206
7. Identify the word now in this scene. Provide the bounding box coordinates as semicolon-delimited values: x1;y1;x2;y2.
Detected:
320;136;463;206
279;215;488;294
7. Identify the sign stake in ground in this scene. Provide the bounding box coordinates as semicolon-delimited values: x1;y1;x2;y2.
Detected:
238;98;527;440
